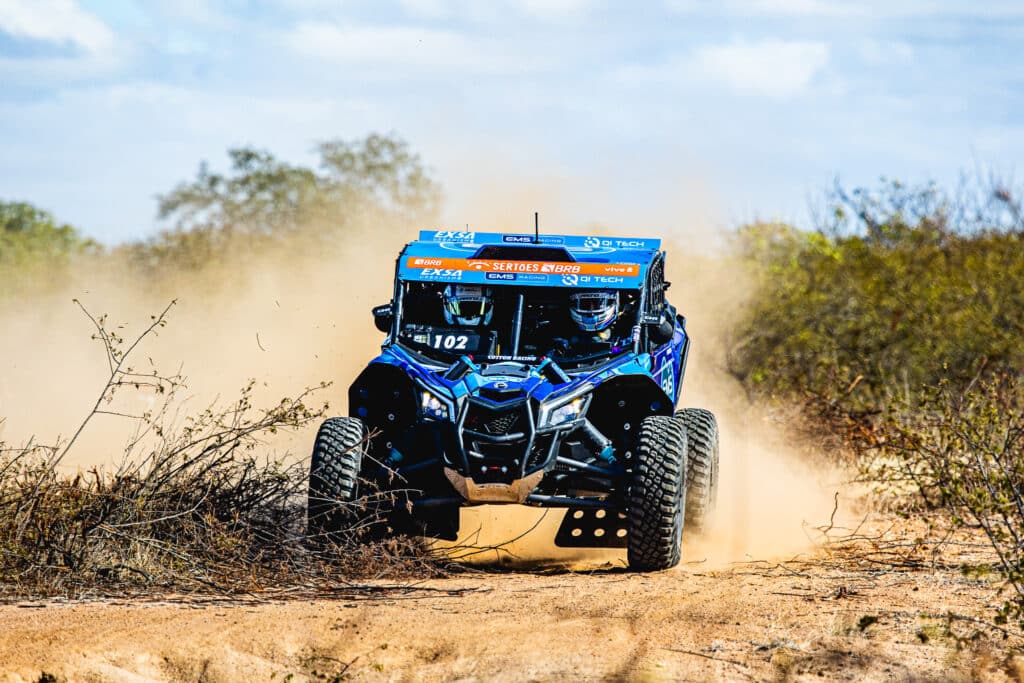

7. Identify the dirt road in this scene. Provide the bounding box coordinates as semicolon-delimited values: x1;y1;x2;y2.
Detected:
1;513;1018;683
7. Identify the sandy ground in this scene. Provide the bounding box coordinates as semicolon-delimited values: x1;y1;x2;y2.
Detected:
1;514;1021;683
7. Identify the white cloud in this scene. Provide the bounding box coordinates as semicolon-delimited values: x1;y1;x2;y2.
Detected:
667;0;861;17
615;39;830;98
858;39;914;65
668;0;1024;19
693;39;830;97
0;0;114;53
285;22;549;74
397;0;593;20
515;0;593;18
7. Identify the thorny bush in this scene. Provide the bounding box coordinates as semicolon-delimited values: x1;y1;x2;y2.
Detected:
0;301;436;598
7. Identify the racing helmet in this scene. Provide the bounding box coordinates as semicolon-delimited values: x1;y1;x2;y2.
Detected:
569;290;618;332
443;285;493;326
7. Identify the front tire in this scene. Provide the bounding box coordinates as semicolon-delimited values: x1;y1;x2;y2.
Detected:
675;408;720;536
307;416;369;545
627;415;688;571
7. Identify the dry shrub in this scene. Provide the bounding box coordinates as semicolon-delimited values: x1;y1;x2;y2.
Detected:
0;302;439;598
871;373;1024;624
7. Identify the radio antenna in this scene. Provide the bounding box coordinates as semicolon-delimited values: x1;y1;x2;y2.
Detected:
534;211;539;244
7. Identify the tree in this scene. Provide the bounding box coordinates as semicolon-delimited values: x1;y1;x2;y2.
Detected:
156;133;440;238
0;201;97;269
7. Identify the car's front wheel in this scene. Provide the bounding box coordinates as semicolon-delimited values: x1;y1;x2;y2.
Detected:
307;416;370;545
627;415;688;571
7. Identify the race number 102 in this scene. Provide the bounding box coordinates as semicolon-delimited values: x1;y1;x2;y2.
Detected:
432;334;469;350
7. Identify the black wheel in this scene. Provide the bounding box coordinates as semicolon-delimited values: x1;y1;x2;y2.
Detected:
675;408;720;536
307;416;369;544
627;415;688;571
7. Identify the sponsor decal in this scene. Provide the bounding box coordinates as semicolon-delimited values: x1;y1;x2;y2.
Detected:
432;230;475;242
582;236;652;249
660;365;674;396
561;274;579;286
502;234;565;245
517;274;549;282
405;257;638;277
420;268;462;280
486;272;517;281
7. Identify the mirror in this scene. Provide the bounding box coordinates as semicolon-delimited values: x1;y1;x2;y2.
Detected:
646;315;675;345
372;303;394;333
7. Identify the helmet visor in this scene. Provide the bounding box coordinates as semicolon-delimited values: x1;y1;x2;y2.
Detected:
449;298;487;319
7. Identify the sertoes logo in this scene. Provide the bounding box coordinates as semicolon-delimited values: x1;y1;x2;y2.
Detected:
561;274;579;286
584;236;602;248
469;261;491;270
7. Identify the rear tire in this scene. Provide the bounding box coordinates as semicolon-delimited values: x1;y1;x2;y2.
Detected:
627;415;688;571
675;408;720;536
307;416;369;545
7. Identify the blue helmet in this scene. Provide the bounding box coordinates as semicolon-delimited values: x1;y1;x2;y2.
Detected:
570;291;618;332
443;285;493;326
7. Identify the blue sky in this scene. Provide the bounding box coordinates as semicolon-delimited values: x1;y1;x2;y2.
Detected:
1;0;1022;243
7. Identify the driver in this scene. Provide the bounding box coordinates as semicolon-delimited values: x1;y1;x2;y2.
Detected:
443;284;493;326
569;290;619;341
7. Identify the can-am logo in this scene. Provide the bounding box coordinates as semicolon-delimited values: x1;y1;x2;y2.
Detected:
486;272;516;281
433;230;475;242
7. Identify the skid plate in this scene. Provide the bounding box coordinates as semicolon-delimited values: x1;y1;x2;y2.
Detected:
554;508;629;548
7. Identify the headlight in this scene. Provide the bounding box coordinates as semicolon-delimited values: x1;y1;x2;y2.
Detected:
540;397;586;427
421;390;450;420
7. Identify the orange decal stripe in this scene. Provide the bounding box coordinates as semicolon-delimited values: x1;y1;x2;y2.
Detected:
405;257;638;276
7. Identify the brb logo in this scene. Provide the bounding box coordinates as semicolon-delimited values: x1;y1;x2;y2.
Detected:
433;230;475;242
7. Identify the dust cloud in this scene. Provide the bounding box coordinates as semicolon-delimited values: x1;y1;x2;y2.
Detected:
0;176;845;568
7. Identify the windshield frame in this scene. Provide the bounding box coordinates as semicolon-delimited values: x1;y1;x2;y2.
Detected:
389;278;644;368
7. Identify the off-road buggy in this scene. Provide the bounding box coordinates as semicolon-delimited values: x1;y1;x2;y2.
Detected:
308;230;719;570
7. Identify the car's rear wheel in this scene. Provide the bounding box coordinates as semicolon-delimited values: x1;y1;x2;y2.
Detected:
627;415;688;571
307;416;371;545
675;408;720;536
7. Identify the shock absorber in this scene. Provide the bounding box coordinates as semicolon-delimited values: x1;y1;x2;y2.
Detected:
580;419;615;464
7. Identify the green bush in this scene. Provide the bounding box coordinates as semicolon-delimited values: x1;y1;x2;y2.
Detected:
729;180;1024;412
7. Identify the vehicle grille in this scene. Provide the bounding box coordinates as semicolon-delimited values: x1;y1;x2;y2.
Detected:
465;402;526;436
